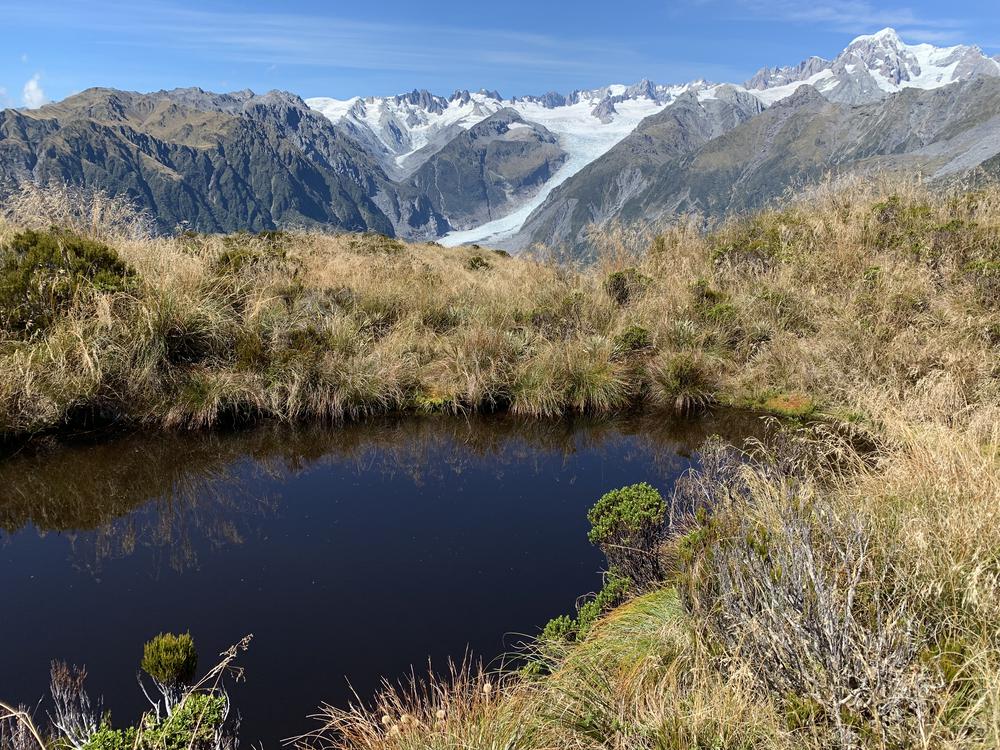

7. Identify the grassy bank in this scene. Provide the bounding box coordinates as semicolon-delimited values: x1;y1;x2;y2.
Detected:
1;179;989;437
2;179;998;748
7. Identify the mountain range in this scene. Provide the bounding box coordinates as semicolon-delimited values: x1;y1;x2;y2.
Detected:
2;28;999;255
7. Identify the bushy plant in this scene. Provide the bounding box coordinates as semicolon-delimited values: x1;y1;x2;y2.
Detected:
648;352;717;414
140;693;227;750
82;695;228;750
541;614;578;643
612;325;652;356
587;483;666;588
603;267;650;306
141;632;198;689
84;724;138;750
0;229;135;335
575;574;629;636
213;231;289;274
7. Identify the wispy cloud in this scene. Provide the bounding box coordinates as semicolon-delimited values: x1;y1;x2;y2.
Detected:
716;0;968;43
22;73;47;108
1;1;640;82
0;87;10;108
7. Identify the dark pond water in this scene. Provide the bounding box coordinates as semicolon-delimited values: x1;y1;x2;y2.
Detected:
0;411;765;748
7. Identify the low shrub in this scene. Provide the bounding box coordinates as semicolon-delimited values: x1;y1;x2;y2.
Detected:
0;229;135;336
587;483;666;588
347;232;404;254
141;632;198;691
612;324;652;356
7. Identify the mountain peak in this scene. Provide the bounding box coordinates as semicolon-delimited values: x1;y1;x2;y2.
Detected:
849;27;902;46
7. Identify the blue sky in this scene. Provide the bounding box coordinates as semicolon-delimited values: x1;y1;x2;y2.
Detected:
2;0;999;108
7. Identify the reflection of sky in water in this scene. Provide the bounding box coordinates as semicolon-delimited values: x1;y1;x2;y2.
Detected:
0;411;765;748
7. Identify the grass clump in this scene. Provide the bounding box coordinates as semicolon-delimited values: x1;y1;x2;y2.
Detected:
603;267;650;305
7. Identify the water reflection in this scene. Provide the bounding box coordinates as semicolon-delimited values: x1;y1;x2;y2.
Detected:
0;411;764;573
0;409;768;747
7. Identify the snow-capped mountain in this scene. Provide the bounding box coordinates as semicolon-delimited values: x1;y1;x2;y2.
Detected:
307;82;702;180
5;28;1000;254
307;81;706;245
305;28;1000;247
746;27;1000;105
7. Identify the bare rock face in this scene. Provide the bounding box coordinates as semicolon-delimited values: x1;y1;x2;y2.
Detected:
406;109;567;231
0;87;446;236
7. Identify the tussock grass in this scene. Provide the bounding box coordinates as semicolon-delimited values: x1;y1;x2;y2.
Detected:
4;178;994;440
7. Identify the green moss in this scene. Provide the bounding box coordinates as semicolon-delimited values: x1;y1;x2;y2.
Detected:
414;392;459;414
758;392;817;418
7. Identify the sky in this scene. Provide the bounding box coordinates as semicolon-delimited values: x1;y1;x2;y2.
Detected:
2;0;999;108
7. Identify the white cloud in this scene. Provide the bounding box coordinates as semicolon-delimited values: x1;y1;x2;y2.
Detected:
720;0;967;42
0;86;10;108
20;53;28;63
22;73;47;108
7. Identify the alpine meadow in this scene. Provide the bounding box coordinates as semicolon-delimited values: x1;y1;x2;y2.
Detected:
1;10;998;750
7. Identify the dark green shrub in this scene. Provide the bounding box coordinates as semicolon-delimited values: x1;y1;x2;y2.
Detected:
141;693;227;750
689;278;726;308
85;725;138;750
613;325;652;356
587;483;666;588
0;229;135;335
141;632;198;688
576;574;630;635
541;614;578;643
538;573;630;649
603;268;651;306
709;212;803;271
491;248;511;258
466;254;491;271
